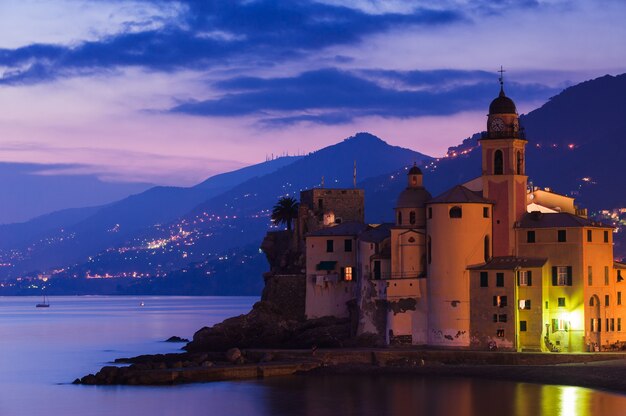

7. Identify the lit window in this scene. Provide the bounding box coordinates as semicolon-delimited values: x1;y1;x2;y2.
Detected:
493;295;507;307
496;329;505;337
344;266;353;281
519;299;531;310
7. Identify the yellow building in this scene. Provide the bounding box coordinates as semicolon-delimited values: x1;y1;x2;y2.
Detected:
302;79;622;352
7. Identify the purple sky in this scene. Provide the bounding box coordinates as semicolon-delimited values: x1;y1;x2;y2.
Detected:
1;0;625;186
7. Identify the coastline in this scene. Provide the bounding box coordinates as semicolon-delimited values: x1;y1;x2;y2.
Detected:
75;347;626;395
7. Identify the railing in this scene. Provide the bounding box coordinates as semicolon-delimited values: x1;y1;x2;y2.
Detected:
372;272;425;280
481;130;526;140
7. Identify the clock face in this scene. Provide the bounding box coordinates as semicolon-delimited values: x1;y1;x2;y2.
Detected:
490;117;505;132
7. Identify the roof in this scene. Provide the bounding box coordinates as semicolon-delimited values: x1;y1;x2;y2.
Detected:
359;223;393;243
408;165;422;175
428;185;493;205
468;256;548;271
306;221;368;237
518;212;612;229
396;187;432;208
489;87;517;114
614;261;626;270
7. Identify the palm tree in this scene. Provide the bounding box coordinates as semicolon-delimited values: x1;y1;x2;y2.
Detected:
271;196;299;231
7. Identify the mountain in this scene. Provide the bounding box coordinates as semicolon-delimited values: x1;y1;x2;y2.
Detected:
0;162;153;224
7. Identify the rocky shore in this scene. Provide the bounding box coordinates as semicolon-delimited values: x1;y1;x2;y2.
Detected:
74;300;626;393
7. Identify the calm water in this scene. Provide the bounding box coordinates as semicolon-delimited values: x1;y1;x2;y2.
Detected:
1;296;626;416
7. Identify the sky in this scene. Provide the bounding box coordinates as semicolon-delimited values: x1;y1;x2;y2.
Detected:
1;0;625;186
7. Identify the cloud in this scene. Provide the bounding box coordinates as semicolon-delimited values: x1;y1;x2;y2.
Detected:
0;1;462;85
170;68;560;125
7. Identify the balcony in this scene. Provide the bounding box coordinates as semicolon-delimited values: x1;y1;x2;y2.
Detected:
372;271;425;280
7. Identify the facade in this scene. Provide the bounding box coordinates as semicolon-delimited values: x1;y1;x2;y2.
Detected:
301;81;623;352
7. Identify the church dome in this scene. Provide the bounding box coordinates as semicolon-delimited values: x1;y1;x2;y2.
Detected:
489;88;517;114
396;187;431;209
408;165;422;175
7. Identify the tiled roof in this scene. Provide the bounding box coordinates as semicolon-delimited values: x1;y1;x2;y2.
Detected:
306;221;368;237
428;185;492;205
359;223;393;243
468;256;548;271
518;212;612;229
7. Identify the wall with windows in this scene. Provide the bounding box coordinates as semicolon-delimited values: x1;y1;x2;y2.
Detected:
426;202;492;347
305;235;358;319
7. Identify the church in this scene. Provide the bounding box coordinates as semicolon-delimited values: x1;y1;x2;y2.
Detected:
300;79;625;352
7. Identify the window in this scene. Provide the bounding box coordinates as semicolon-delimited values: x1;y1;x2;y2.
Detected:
545;301;549;309
605;266;609;285
516;151;523;175
493;314;498;322
484;236;490;262
397;211;402;225
493;295;507;307
558;229;567;242
587;230;593;242
552;266;572;286
598;319;602;332
606;319;610;332
518;270;532;286
591;318;596;332
409;211;416;225
344;239;352;252
552;319;567;332
428;207;432;219
520;321;527;332
619;318;622;332
611;318;615;332
480;272;488;287
427;236;432;264
494;150;503;175
498;314;507;322
519;299;531;310
496;329;505;337
605;294;610;306
449;206;462;218
527;230;535;243
343;266;353;281
558;297;566;307
604;231;609;243
589;297;595;306
496;273;504;287
483;207;489;218
619;292;622;306
326;240;334;253
588;266;593;286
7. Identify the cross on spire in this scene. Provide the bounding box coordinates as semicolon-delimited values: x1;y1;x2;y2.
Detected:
498;65;506;96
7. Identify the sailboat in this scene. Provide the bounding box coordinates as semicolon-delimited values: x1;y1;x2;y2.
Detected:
36;294;50;308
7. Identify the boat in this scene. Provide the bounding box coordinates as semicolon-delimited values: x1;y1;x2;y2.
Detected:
36;294;50;308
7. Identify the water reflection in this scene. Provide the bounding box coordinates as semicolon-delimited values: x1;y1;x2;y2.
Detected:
259;375;626;416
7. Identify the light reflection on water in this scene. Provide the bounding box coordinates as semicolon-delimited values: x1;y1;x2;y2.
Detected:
1;296;625;416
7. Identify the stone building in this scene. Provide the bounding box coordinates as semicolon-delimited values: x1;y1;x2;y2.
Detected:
300;79;624;352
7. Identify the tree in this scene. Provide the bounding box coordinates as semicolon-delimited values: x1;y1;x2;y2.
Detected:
271;196;299;231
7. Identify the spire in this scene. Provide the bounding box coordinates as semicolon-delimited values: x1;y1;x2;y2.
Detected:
353;160;357;188
498;65;506;97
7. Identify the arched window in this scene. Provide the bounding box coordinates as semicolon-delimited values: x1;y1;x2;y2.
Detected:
589;297;595;306
449;206;462;218
494;150;504;175
397;211;402;225
409;211;416;224
484;235;490;262
427;236;432;264
516;151;523;175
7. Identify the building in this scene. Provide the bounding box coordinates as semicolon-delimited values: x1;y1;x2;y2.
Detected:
302;79;623;352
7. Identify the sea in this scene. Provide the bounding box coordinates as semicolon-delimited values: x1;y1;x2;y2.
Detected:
1;296;626;416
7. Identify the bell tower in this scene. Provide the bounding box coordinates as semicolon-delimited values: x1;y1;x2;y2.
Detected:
481;69;527;256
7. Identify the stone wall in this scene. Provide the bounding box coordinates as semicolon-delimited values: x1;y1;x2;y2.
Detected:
262;274;306;320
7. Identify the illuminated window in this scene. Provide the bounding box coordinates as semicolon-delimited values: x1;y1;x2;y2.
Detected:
605;266;609;285
496;272;504;287
588;266;593;286
520;321;527;332
558;297;566;307
344;266;353;281
519;299;531;310
480;272;488;287
527;231;535;243
496;329;505;337
449;206;462;218
493;295;507;307
591;318;596;332
558;229;567;242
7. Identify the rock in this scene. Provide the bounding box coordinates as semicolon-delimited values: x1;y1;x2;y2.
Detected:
165;336;190;343
201;361;214;368
225;348;242;363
